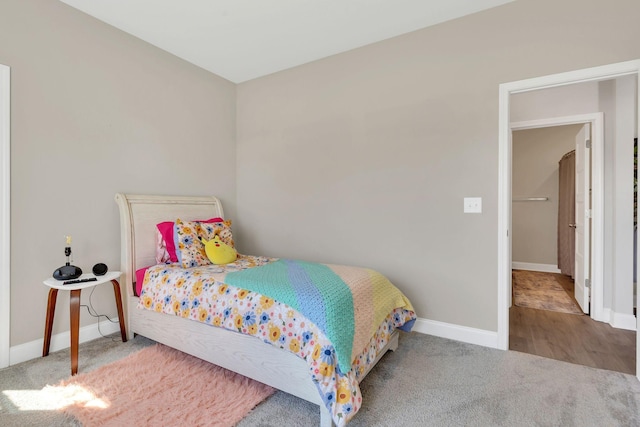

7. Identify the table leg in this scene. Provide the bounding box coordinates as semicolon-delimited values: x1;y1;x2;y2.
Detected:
70;289;81;376
111;279;128;342
42;288;58;357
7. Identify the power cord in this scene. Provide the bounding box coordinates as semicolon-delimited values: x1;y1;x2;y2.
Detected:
80;286;121;342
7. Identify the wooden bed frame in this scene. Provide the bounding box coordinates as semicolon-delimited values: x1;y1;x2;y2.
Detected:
115;193;399;427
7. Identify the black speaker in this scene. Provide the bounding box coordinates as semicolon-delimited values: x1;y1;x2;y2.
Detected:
92;263;108;276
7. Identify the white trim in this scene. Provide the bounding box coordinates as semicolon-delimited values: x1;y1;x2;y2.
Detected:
609;311;637;331
412;317;499;349
0;64;10;369
500;60;640;94
8;318;121;366
511;113;605;322
511;114;601;130
10;315;501;371
511;262;561;274
497;80;511;351
498;60;640;380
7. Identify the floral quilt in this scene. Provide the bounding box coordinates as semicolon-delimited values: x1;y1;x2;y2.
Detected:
138;255;415;426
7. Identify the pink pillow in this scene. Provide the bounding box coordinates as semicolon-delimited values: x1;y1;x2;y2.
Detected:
135;266;151;296
156;221;177;263
156;217;223;264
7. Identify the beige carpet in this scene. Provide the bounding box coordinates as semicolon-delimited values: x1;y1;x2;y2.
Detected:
2;333;639;426
512;270;584;315
46;344;275;427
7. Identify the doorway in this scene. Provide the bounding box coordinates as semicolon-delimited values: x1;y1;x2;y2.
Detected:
497;60;640;380
0;64;10;369
510;115;603;319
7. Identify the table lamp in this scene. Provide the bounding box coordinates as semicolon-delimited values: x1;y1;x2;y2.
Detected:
53;235;83;280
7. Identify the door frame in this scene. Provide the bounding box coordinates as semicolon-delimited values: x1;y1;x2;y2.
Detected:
497;59;640;380
0;64;10;369
510;114;604;321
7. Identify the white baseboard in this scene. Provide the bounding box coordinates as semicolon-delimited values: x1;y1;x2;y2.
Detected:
598;307;611;323
594;307;635;331
412;317;498;349
11;315;498;367
9;319;121;366
7;313;631;366
609;310;637;331
512;262;561;273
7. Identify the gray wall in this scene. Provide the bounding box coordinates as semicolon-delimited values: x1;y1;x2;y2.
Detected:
0;0;237;346
511;83;600;123
236;0;640;331
512;125;582;266
601;76;636;320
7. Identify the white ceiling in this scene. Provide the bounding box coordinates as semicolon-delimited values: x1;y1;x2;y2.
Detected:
59;0;515;83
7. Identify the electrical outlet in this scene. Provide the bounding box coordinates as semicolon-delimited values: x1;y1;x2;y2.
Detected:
464;197;482;213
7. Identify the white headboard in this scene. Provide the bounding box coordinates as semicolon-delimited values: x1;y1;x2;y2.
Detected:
115;193;224;298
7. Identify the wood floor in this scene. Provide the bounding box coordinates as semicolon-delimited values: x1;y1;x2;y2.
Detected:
509;271;636;375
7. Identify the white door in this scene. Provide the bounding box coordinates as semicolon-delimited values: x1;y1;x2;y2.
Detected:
574;124;591;313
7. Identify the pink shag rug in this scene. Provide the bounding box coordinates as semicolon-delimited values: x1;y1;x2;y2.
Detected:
50;344;275;427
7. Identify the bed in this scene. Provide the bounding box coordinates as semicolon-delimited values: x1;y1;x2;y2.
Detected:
115;193;415;427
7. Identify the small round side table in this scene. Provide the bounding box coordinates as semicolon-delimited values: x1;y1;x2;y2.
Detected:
42;271;127;375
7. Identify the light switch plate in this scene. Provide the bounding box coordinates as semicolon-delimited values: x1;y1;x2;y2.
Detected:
464;197;482;213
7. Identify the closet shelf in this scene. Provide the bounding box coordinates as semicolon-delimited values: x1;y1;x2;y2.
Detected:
513;197;549;202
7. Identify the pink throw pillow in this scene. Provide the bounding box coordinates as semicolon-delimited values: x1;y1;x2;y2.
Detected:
135;266;151;296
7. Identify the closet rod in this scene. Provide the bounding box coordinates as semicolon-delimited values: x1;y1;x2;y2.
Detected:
512;197;548;202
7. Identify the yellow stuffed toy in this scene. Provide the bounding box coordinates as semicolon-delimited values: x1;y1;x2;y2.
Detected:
201;235;237;265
